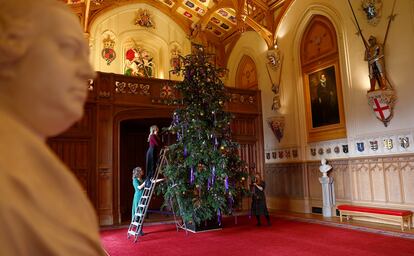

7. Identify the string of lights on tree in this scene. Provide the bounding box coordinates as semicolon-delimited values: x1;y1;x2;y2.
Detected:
160;44;248;225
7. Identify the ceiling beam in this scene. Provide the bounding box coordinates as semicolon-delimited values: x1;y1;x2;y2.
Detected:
245;15;274;47
84;0;91;32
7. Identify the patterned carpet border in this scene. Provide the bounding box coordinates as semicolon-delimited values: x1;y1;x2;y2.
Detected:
277;215;414;240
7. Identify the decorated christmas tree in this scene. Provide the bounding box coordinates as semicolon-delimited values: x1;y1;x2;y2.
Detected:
161;44;247;225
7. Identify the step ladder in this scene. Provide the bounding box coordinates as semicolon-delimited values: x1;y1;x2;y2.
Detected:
127;148;168;242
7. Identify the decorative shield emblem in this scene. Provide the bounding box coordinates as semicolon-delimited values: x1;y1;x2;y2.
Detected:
318;148;324;155
383;138;393;150
356;142;365;152
342;145;349;153
361;0;383;26
266;153;270;160
272;152;277;159
326;148;331;154
292;149;298;158
399;137;410;149
334;146;340;154
101;35;116;65
367;90;397;127
285;150;291;158
369;140;379;151
278;151;284;159
310;148;316;156
267;116;285;142
135;9;155;28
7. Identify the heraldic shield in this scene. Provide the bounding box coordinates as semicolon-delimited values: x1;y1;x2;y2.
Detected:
267;116;285;142
367;89;396;127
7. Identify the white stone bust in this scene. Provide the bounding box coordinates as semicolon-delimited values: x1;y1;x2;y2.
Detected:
319;158;332;177
0;0;95;139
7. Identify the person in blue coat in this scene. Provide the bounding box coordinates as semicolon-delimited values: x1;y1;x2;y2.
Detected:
131;167;145;235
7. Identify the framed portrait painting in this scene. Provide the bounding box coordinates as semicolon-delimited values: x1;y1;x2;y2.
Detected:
303;62;346;142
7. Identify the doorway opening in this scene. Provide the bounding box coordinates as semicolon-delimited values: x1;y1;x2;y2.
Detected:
119;118;172;223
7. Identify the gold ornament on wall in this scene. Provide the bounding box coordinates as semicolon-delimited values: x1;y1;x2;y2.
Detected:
265;47;283;111
267;116;285;142
101;34;116;65
361;0;383;26
135;9;155;28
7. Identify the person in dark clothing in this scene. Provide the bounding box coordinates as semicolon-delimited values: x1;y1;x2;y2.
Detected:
145;125;162;186
251;174;271;226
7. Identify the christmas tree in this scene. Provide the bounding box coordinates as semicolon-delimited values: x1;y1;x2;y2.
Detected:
161;44;247;225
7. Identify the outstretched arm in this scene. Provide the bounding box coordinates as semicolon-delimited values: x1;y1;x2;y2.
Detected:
152;178;166;184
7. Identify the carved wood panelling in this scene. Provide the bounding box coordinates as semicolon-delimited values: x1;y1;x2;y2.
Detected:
265;163;304;199
231;117;257;137
63;104;95;135
329;160;351;201
384;158;403;203
48;140;91;194
400;157;414;204
98;168;113;225
308;162;322;200
265;155;414;213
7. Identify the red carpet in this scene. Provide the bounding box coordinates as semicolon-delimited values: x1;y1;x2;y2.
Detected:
101;216;414;256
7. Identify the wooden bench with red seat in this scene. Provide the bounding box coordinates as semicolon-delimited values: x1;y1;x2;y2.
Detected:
337;204;412;231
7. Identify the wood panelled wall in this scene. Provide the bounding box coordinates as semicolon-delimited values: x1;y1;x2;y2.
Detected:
49;72;263;225
264;155;414;226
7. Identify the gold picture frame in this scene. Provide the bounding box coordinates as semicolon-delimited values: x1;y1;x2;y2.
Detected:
303;62;346;142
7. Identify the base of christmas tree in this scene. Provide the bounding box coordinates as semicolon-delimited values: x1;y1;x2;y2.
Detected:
184;218;222;233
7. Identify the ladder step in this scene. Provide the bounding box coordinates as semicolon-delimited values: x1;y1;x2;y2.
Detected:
141;196;148;199
134;212;143;217
128;230;137;236
138;204;146;208
132;221;141;226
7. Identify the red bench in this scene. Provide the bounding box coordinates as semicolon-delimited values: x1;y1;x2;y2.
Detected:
337;204;412;231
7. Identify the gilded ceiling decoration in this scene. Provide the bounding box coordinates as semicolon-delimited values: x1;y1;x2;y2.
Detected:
62;0;293;54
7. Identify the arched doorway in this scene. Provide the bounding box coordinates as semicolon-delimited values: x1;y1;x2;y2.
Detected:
119;118;172;223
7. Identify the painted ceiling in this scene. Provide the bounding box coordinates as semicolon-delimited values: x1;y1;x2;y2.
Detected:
63;0;292;53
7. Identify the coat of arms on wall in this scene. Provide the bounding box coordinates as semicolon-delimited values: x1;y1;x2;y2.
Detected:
135;9;155;28
101;34;116;65
124;45;154;77
367;89;396;127
267;116;285;142
361;0;383;26
265;48;283;111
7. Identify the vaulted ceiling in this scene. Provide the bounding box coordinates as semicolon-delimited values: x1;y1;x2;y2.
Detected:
64;0;292;61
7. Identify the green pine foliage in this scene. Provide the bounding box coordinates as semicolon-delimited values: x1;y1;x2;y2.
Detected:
160;45;247;224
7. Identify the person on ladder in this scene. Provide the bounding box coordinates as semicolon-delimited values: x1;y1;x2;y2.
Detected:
131;167;146;236
145;125;163;187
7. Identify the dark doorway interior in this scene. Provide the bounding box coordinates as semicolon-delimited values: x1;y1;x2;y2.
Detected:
119;118;172;223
